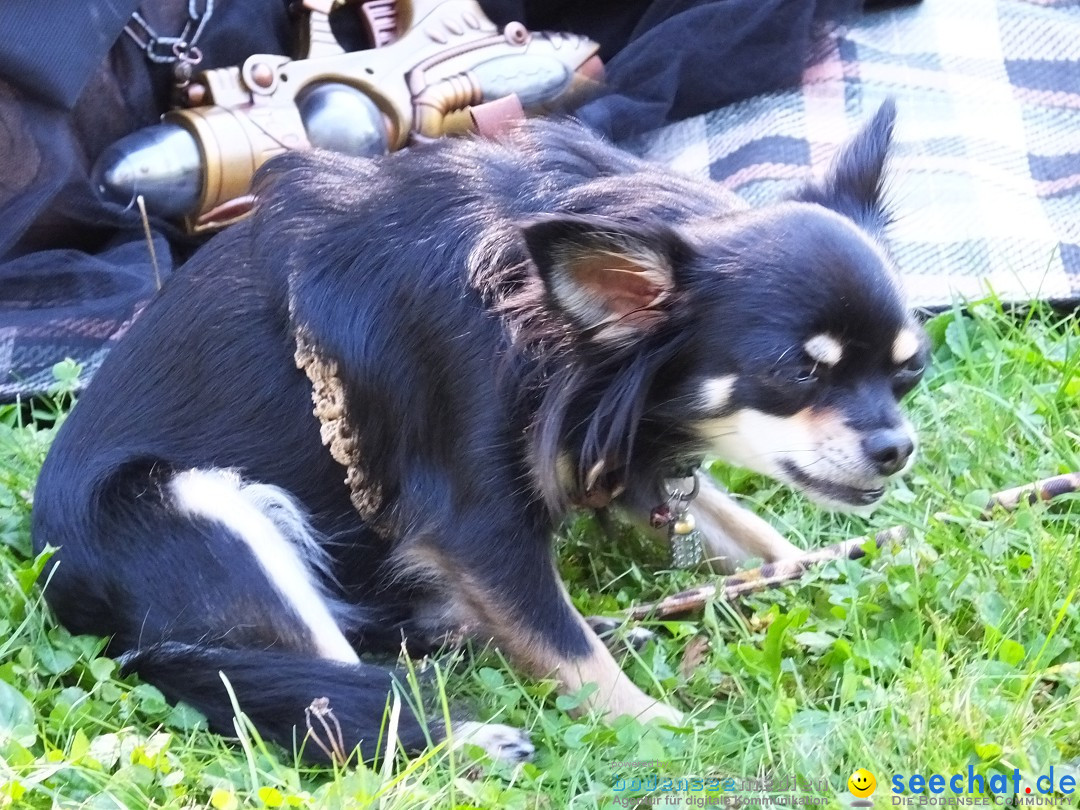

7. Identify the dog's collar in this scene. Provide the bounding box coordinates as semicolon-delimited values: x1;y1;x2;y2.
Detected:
570;455;705;511
572;456;705;568
666;457;704;481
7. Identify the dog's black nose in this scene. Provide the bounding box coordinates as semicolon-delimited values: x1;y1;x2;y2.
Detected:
863;428;914;476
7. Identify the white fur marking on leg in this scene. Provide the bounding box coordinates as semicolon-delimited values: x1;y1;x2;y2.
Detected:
240;482;337;582
170;469;358;664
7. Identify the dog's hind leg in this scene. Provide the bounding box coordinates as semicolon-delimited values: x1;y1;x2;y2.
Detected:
166;469;360;663
36;467;531;764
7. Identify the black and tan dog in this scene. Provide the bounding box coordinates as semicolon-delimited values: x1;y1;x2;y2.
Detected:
32;100;925;764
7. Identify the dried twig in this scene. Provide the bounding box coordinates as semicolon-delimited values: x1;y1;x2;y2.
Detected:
627;473;1080;620
305;696;347;765
983;472;1080;515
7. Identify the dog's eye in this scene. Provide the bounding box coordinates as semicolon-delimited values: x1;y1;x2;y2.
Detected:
896;355;925;376
762;356;824;394
891;357;925;395
790;361;822;387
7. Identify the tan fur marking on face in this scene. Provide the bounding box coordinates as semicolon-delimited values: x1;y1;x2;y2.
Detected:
804;334;843;366
699;375;736;412
804;405;848;431
892;328;920;365
698;405;868;488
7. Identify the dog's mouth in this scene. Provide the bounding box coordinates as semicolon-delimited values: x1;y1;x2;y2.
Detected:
780;460;885;507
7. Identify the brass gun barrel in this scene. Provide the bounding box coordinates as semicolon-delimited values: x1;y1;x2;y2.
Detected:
93;0;602;232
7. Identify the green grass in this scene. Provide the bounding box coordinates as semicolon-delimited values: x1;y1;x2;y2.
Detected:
2;301;1079;809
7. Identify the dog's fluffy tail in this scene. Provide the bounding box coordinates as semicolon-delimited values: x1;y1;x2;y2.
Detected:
121;642;437;764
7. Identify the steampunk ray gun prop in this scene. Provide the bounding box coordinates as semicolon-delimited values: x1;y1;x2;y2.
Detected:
93;0;603;233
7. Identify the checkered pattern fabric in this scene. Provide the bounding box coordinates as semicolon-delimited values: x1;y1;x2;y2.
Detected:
633;0;1080;309
4;0;1079;400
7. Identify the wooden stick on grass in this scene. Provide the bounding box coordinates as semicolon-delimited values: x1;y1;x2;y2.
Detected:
626;472;1080;621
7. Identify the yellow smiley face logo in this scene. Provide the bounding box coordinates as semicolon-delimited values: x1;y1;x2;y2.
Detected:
848;769;877;798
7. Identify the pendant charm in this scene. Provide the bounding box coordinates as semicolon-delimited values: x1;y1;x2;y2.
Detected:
669;510;703;568
653;471;704;568
649;503;673;528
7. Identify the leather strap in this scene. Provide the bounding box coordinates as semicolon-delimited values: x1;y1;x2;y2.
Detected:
469;93;525;138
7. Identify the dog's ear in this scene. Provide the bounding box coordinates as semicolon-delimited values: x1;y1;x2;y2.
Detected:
521;215;688;344
792;98;896;230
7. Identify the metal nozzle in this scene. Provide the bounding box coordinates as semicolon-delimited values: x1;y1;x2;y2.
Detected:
92;85;390;223
92;123;203;218
297;83;390;158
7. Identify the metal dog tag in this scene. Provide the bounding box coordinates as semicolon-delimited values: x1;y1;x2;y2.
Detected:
651;476;704;568
669;511;703;568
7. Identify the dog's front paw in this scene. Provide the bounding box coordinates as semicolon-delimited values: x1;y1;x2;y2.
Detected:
453;721;535;764
633;699;685;727
586;616;657;652
599;682;685;727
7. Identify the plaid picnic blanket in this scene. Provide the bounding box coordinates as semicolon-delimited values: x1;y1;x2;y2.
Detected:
3;0;1078;400
634;0;1080;309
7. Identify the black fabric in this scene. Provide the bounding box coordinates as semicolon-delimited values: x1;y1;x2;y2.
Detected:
0;0;876;399
0;0;140;110
0;0;293;399
483;0;864;139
